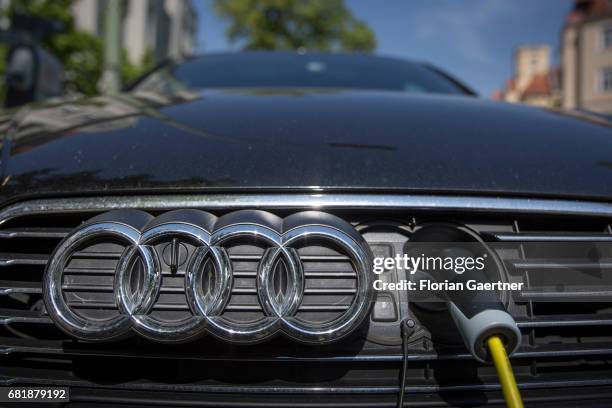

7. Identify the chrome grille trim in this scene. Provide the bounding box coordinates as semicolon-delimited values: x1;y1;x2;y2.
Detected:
2;194;612;225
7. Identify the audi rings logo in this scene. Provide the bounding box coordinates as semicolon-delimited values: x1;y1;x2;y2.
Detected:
43;209;373;344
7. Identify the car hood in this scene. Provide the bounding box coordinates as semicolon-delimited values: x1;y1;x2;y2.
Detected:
1;88;612;204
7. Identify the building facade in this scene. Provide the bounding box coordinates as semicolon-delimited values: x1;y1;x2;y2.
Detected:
493;45;560;108
73;0;196;65
562;0;612;114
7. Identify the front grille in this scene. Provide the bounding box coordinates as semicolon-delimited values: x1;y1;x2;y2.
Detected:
1;195;612;407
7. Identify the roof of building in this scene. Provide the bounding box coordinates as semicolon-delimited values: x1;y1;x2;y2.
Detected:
566;0;612;25
522;73;552;99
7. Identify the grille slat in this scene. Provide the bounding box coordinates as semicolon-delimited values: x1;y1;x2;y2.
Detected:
0;253;48;266
517;314;612;328
63;301;346;312
511;259;612;270
2;371;612;395
0;281;42;295
5;310;606;329
516;290;612;301
1;336;611;362
0;309;51;325
62;284;191;294
229;254;350;261
493;232;612;242
0;228;70;239
71;251;122;259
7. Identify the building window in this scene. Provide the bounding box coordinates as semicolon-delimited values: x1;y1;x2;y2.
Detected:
601;68;612;92
603;27;612;49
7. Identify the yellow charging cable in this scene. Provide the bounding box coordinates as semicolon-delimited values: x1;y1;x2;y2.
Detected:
487;335;524;408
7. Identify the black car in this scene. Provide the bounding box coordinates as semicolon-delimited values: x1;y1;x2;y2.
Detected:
1;52;612;407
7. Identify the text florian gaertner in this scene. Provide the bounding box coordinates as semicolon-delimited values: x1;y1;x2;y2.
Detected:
371;253;524;292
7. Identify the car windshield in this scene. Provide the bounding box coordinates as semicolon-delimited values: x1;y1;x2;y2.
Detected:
132;52;471;95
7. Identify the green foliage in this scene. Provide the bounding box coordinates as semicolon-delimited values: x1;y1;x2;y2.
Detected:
10;0;75;27
121;48;155;86
50;30;103;96
214;0;376;52
3;0;154;96
6;0;102;95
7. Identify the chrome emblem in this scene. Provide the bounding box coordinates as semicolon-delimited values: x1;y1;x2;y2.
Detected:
43;209;373;343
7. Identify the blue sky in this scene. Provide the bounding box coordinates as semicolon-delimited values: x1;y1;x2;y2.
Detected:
194;0;573;97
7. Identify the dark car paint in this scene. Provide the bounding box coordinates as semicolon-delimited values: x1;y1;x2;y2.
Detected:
1;87;612;206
